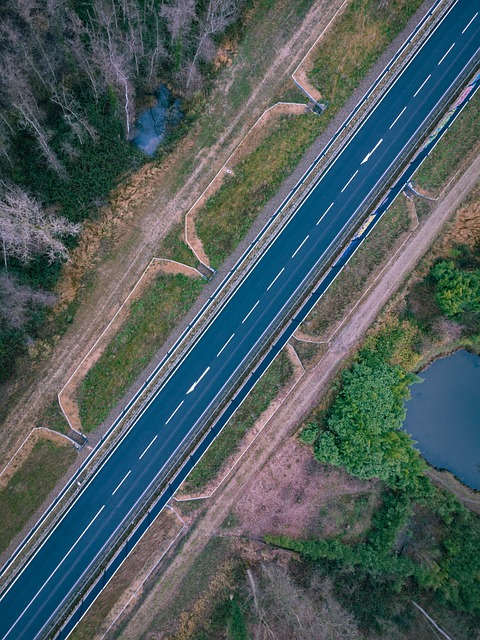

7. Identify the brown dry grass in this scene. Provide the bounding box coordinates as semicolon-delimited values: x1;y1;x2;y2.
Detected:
0;0;344;473
115;152;480;640
59;260;201;434
230;438;376;540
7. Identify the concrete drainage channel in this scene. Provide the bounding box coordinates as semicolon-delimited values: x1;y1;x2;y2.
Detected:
0;0;468;636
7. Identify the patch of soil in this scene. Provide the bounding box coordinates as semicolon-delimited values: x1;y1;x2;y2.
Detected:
176;343;304;500
231;439;373;540
446;197;480;246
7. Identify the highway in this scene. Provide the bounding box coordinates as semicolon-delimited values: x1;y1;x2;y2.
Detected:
0;1;479;637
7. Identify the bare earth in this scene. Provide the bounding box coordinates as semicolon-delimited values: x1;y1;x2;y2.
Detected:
116;155;480;640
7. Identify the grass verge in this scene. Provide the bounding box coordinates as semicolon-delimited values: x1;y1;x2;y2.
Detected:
414;89;480;194
195;0;423;269
309;0;423;109
196;113;323;268
0;440;76;555
78;273;205;432
183;349;294;493
302;194;411;339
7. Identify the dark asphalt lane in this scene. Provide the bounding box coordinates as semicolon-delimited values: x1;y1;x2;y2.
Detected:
1;1;479;638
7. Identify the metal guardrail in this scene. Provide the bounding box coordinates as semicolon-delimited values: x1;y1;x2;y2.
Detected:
1;0;469;635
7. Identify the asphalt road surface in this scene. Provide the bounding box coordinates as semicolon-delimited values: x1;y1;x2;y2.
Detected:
0;1;479;638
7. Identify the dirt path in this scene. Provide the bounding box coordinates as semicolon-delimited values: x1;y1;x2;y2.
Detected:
117;155;480;639
0;0;345;468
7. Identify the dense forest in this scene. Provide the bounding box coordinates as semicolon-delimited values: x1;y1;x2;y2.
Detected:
0;0;244;382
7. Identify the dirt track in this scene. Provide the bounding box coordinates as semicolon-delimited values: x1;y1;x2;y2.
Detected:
117;154;480;639
0;0;346;469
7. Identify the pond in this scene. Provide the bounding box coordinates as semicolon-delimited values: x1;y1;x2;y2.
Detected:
132;84;183;156
403;349;480;490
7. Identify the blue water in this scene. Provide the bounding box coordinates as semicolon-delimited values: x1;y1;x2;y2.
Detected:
132;85;182;156
403;349;480;490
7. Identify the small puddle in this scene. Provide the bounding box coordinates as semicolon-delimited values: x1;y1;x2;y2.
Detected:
132;85;183;156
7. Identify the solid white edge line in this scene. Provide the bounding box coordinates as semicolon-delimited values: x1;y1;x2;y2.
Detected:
340;170;358;193
139;436;157;460
267;268;285;291
216;334;235;357
438;42;455;65
389;106;407;129
413;74;431;97
0;0;465;617
462;12;477;34
316;202;334;225
291;235;310;258
241;300;260;324
2;505;106;640
111;470;132;496
165;401;184;425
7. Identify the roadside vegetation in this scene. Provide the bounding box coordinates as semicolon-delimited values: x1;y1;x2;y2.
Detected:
0;440;76;555
415;90;480;194
182;350;294;493
195;0;424;267
266;206;480;634
0;0;248;385
78;273;205;432
302;195;411;340
309;0;423;110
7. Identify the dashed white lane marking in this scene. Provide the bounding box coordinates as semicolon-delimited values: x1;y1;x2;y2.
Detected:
112;470;131;496
2;505;106;640
242;300;260;324
187;367;210;394
291;235;310;258
267;267;285;291
361;138;383;164
217;334;235;357
317;202;334;225
139;435;157;460
462;12;477;34
389;106;407;129
438;42;455;65
413;74;431;97
166;401;184;425
341;170;358;193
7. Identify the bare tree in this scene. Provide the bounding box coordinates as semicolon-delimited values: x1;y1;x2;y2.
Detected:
87;0;137;137
0;185;80;264
0;53;67;179
0;272;56;329
186;0;242;92
248;564;362;640
161;0;196;45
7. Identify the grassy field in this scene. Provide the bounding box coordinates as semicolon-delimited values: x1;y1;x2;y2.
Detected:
309;0;423;108
144;536;245;639
183;349;294;493
195;0;424;269
159;222;199;268
302;194;411;339
78;274;205;432
196;113;323;268
0;440;76;554
415;89;480;194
